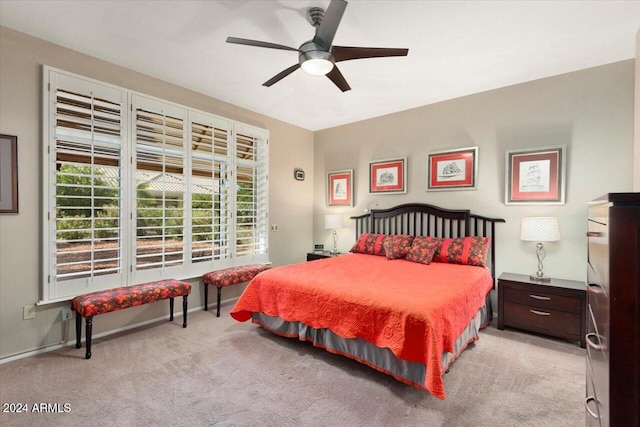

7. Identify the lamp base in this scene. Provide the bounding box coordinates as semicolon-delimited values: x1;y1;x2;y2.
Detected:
530;274;551;282
329;250;340;255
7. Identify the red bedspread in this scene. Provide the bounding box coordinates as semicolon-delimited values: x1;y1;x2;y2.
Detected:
231;253;493;399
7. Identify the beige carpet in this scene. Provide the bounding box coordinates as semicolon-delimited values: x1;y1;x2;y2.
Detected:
0;304;585;426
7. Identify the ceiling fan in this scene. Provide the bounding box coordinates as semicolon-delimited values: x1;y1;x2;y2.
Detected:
226;0;409;92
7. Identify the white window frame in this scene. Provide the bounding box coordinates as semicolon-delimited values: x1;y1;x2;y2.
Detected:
233;123;270;266
130;95;189;284
188;110;235;276
42;66;269;303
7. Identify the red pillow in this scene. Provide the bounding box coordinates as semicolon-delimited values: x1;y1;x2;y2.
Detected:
405;236;443;265
350;233;387;257
432;236;491;267
382;234;415;260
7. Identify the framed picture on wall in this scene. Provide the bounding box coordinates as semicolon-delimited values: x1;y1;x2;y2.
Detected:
427;146;478;191
369;158;407;194
327;169;353;206
505;145;566;205
0;134;18;213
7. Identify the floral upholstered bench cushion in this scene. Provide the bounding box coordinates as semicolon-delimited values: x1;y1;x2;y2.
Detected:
202;264;271;288
71;279;191;360
202;264;271;316
71;279;191;317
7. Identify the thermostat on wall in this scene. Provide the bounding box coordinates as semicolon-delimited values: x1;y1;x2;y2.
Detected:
294;168;305;181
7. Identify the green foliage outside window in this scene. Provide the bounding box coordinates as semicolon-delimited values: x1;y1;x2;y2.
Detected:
56;164;251;247
56;164;119;240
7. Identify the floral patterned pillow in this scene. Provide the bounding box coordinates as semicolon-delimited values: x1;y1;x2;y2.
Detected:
382;234;415;260
432;236;491;267
350;233;387;257
405;236;443;265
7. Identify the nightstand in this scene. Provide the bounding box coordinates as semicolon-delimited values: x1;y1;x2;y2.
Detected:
498;272;586;348
306;251;339;261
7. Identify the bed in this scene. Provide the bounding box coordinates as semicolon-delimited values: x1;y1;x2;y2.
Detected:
231;203;504;399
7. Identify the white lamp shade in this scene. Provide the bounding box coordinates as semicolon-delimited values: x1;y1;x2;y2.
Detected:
520;217;561;242
324;214;344;229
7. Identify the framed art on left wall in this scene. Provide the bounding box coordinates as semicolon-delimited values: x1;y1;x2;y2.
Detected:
327;169;353;206
0;134;18;213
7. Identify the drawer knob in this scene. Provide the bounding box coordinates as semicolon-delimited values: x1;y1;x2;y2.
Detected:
586;231;603;237
529;294;551;301
584;396;600;420
529;309;550;316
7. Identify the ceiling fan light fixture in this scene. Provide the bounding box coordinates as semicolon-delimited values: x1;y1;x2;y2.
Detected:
227;0;408;90
299;50;334;76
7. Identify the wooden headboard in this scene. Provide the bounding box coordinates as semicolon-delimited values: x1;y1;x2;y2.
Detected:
351;203;505;281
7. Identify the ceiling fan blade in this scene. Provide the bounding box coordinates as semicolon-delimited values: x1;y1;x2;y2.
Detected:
313;0;347;49
226;37;299;52
326;66;351;92
263;64;301;87
332;46;409;62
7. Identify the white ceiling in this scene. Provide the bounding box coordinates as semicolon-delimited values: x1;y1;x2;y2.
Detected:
1;1;639;131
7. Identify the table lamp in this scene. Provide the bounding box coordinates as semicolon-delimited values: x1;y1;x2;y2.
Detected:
324;214;344;255
520;217;560;282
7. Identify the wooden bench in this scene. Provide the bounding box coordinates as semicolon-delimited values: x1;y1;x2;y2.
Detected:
71;279;191;359
202;264;271;316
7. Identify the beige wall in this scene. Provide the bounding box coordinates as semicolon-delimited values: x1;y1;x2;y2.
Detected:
0;27;314;359
314;60;635;303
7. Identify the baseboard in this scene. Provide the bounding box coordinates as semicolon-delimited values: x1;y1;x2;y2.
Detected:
0;296;239;364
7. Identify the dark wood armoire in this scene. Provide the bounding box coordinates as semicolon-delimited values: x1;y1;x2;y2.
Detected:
586;193;640;426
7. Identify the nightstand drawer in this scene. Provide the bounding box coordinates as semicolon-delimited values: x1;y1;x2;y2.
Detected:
498;273;586;347
503;286;582;314
503;302;582;340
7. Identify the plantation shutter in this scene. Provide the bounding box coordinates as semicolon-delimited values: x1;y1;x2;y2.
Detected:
132;96;187;282
234;124;269;264
46;72;127;300
189;111;233;275
43;67;270;303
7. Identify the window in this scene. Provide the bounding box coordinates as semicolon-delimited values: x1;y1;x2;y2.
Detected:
132;96;187;283
191;112;231;266
45;73;127;299
234;126;269;260
43;68;268;302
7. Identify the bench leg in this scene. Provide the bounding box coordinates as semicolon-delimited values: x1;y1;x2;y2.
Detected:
204;283;208;311
85;316;93;359
75;312;82;349
217;286;222;317
183;295;188;328
169;297;174;321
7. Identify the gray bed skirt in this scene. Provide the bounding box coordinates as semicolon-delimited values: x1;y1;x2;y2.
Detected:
251;297;491;391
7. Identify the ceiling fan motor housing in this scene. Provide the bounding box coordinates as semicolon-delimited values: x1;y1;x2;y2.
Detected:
299;40;335;76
